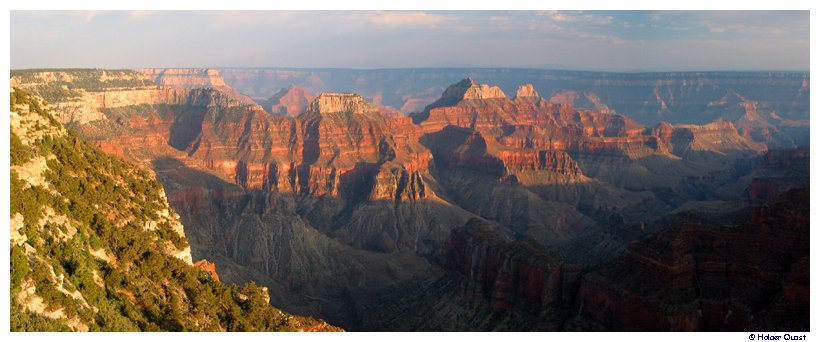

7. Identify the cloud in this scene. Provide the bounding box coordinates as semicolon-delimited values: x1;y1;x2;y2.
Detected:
9;10;809;71
12;10;100;24
538;10;613;26
649;11;807;39
127;10;156;21
365;11;449;28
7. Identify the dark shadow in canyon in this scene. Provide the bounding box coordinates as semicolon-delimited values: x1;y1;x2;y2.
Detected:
145;145;808;331
168;106;208;151
149;157;470;330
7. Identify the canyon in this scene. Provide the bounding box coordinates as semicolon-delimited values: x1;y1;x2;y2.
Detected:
215;68;809;148
9;87;340;331
10;68;809;331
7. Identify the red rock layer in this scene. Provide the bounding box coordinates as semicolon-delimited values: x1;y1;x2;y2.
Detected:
154;92;438;206
266;86;315;117
84;78;767;202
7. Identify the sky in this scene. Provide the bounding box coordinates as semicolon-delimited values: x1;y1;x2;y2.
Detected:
9;10;810;72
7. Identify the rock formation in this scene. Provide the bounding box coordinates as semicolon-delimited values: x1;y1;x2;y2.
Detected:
141;68;259;106
193;259;220;282
569;187;808;331
264;86;315;117
11;69;806;332
217;68;807;124
9;88;340;332
438;219;581;330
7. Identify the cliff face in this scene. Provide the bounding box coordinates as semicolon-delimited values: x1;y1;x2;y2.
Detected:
9;88;340;332
515;84;540;99
142;68;228;87
655;120;767;161
741;148;809;204
217;68;808;129
141;68;259;106
221;68;809;149
10;69;263;125
19;69;805;332
11;69;167;124
264;86;315;117
216;68;806;151
570;188;809;331
437;219;581;330
414;79;765;197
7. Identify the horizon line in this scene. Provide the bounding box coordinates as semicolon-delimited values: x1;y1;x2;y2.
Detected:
10;66;811;75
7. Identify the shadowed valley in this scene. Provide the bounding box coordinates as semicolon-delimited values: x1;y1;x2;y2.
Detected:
10;68;809;331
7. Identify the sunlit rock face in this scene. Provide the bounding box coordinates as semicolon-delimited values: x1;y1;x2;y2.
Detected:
16;69;805;332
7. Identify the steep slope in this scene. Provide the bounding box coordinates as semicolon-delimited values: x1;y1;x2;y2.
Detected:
15;70;469;326
414;79;766;215
218;68;808;137
358;218;581;331
10;69;163;124
262;86;315;117
569;187;809;331
9;88;339;332
357;151;809;331
11;69;794;332
141;68;259;106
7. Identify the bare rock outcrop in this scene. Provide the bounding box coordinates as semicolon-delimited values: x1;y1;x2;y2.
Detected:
514;84;540;99
265;86;315;117
141;68;259;106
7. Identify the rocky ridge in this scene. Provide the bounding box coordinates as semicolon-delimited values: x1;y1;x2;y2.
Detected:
9;88;340;332
141;68;258;106
568;187;809;331
264;86;315;117
12;69;802;332
217;68;808;147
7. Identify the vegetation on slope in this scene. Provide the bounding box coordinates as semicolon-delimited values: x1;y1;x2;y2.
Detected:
10;69;156;102
9;88;329;331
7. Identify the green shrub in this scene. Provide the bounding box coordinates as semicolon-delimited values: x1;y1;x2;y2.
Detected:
8;88;305;332
10;132;33;165
10;245;30;293
10;301;72;332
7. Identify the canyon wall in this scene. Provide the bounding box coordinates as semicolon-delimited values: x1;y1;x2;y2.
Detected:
11;69;806;331
218;68;808;125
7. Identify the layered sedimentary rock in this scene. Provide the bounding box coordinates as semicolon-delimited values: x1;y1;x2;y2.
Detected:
13;69;804;332
659;120;767;158
9;88;341;332
218;68;808;124
11;69;172;124
141;68;258;106
413;78;767;199
549;90;613;114
515;84;540;99
264;86;315;117
739;148;810;204
218;68;809;149
142;68;228;88
569;187;809;331
437;219;581;330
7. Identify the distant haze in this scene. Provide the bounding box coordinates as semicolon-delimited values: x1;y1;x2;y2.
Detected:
10;10;809;72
